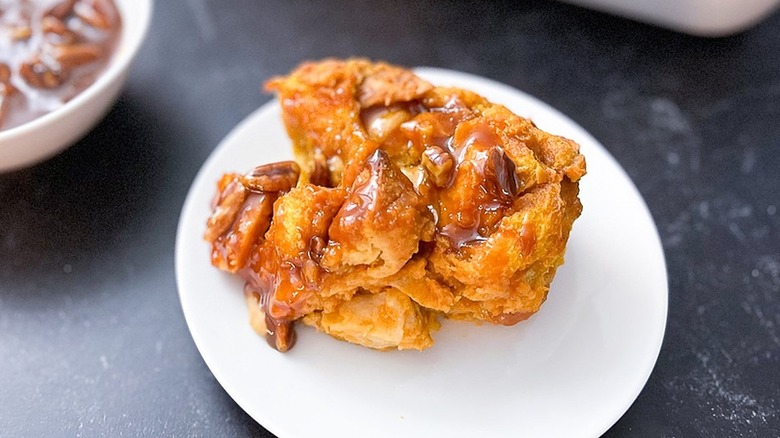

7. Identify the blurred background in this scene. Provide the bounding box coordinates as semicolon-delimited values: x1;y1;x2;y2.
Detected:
1;1;779;436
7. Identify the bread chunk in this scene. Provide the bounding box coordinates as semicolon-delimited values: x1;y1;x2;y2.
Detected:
205;59;586;351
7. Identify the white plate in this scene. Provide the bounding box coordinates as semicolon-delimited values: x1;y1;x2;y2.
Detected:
175;68;668;438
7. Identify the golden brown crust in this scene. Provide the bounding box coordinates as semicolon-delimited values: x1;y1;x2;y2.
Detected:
207;59;586;351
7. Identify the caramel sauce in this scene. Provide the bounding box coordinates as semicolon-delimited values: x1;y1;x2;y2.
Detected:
340;149;384;223
241;270;298;352
519;222;536;255
439;221;487;248
454;121;502;160
406;105;519;249
208;92;535;352
439;200;506;248
235;185;342;352
358;93;527;250
494;311;533;326
238;254;299;352
0;0;122;130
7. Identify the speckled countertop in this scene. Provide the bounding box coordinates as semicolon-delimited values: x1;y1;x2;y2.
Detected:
1;1;779;436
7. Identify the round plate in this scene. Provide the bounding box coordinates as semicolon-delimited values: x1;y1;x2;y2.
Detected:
175;68;668;438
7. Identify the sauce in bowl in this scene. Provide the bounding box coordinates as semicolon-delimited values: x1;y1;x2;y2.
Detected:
0;0;121;130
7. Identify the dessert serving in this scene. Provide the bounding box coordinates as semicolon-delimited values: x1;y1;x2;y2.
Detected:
0;0;122;130
204;59;586;352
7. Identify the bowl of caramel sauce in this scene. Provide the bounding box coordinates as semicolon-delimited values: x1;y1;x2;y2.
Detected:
0;0;152;171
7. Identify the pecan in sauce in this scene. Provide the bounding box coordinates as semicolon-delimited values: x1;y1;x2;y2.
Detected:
0;0;121;130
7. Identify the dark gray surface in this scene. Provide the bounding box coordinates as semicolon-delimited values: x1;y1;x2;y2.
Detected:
1;1;779;436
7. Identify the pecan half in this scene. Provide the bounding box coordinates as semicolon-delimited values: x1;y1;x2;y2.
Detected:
204;179;248;243
54;44;102;68
243;161;300;193
0;64;11;84
310;150;332;187
19;60;69;89
0;93;7;128
308;235;326;262
484;147;520;203
46;0;77;19
74;1;112;29
421;145;455;188
11;26;32;41
0;65;13;127
42;16;79;45
206;168;291;273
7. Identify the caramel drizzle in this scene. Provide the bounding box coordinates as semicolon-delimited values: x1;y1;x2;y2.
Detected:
364;96;523;249
210;94;532;352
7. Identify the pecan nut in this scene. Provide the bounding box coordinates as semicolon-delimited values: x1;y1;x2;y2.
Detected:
54;44;102;68
0;63;11;84
484;147;520;202
11;26;32;41
308;235;326;262
205;174;276;272
309;149;332;187
74;0;113;29
46;0;77;19
0;94;7;128
42;16;78;45
204;179;248;243
243;161;300;193
421;145;455;187
19;60;69;89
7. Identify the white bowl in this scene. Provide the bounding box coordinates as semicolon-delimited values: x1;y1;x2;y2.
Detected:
0;0;154;172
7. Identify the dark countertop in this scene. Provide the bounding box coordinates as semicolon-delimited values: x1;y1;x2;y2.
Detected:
1;1;779;436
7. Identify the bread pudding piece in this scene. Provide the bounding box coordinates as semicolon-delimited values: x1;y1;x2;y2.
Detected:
205;59;586;352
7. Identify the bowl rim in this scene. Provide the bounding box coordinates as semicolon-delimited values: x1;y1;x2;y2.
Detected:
0;0;154;141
